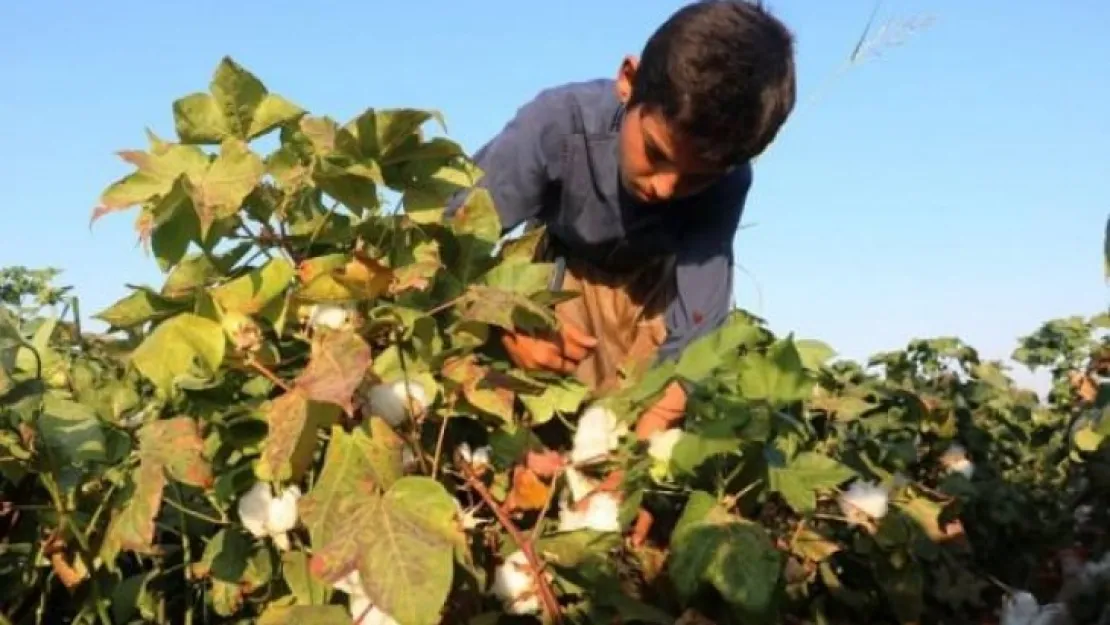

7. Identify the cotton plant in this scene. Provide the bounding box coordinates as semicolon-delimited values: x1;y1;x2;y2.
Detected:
237;481;301;551
458;442;491;471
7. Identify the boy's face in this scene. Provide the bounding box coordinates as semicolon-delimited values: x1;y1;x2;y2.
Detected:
615;57;728;204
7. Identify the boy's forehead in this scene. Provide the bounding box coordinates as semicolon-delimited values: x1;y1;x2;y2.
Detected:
640;110;730;177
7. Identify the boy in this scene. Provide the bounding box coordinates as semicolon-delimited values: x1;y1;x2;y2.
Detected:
452;1;795;440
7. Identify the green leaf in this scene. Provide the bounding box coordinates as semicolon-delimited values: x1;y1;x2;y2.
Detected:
456;285;557;333
39;394;107;466
183;139;264;234
210;257;294;316
283;550;333;606
257;605;352;625
162;246;250;298
449;188;501;284
670;422;743;476
95;144;209;216
1074;424;1103;452
480;261;553;294
675;311;765;383
795;339;837;371
299;425;404;548
174;57;305;144
519;377;588;424
310;477;462;625
94;287;190;329
768;452;855;513
201;528;253;582
737;338;813;405
131;313;225;396
669;516;784;619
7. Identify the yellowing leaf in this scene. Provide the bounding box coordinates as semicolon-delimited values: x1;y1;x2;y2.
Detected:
101;459;165;563
94;288;191;329
296;330;372;415
184;139;264;234
258;391;341;482
210;258;294;315
95;144;209;218
331;253;393;301
131;314;225;396
140;417;213;489
173;57;305;144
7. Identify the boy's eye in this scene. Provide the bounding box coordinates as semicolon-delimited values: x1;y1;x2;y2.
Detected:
644;141;668;165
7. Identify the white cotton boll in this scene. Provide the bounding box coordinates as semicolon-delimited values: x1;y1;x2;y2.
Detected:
647;428;684;464
940;444;974;478
1001;591;1041;625
238;482;274;539
837;481;889;523
492;550;543;615
459;443;491;469
267;485;301;534
571;405;626;465
333;570;363;596
564;466;598;503
947;457;975;478
237;482;301;549
366;380;428;427
558;492;622;533
361;606;400;625
305;303;354;331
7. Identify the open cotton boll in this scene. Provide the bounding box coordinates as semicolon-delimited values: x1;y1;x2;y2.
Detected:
940;444;975;478
365;380;428;427
458;442;491;470
492;550;547;615
303;303;355;331
648;428;684;464
1000;592;1041;625
558;491;622;533
335;572;400;625
837;481;889;525
564;466;598;503
570;405;627;465
237;482;301;550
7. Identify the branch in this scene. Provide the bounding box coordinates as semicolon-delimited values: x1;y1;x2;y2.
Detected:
460;463;562;624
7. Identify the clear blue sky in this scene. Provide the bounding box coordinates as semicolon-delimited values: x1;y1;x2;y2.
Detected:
1;1;1107;391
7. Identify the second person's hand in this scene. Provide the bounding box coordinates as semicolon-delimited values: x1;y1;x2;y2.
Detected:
501;319;597;374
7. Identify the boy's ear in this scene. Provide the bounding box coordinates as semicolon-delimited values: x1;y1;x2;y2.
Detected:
615;55;639;104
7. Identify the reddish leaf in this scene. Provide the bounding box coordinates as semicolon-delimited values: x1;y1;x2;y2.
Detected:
295;330;372;415
140;417;213;488
100;459;166;563
259;391;342;481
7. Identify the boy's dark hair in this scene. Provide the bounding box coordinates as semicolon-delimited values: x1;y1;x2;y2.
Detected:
629;0;796;166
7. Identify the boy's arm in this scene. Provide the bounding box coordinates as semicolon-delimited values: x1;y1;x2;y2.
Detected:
444;87;569;232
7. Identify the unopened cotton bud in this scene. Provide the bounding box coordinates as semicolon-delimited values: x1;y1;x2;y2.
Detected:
366;380;428;427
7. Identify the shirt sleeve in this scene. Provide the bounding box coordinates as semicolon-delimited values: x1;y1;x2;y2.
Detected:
444;87;569;233
655;164;753;363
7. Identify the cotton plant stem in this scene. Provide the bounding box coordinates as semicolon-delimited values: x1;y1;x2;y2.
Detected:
460;463;562;624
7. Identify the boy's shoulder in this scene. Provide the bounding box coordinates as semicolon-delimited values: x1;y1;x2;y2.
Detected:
524;78;622;137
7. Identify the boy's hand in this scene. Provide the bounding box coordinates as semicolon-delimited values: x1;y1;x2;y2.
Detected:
501;320;597;374
634;381;687;440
